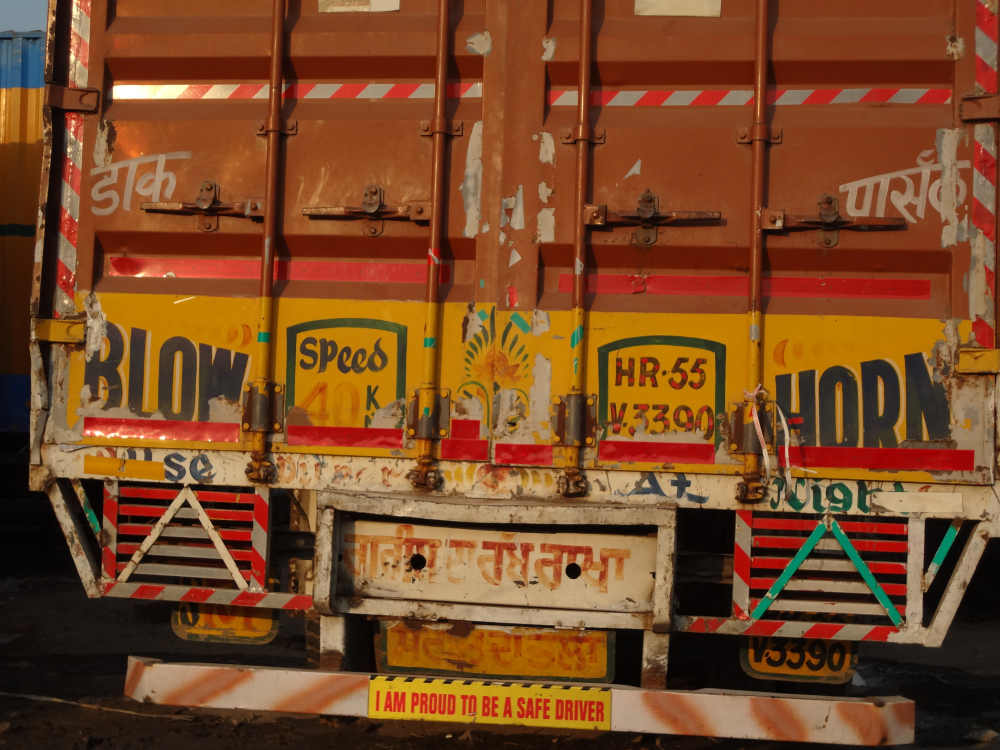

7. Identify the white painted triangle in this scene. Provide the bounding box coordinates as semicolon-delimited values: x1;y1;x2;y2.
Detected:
624;159;641;179
509;247;522;267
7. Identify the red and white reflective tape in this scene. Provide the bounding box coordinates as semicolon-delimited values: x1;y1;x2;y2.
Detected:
548;88;952;107
109;82;482;101
100;581;313;610
427;247;441;265
973;0;998;347
101;483;119;580
678;616;899;642
249;492;270;593
732;510;752;620
56;0;91;317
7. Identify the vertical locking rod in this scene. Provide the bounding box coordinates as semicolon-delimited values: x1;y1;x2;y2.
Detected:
408;0;452;490
740;0;771;502
246;0;287;484
558;0;594;498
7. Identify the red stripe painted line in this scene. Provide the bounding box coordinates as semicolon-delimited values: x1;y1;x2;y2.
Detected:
752;517;908;536
493;443;554;466
750;577;908;597
783;446;975;472
752;557;908;576
231;591;268;607
108;257;452;284
118;524;252;542
557;274;931;300
119;488;256;504
119;504;254;523
599;440;715;464
115;561;252;579
286;425;402;448
440;438;490;462
131;584;165;600
178;588;216;603
801;623;846;640
862;626;897;641
450;419;482;440
752;536;908;553
281;595;315;610
743;620;785;637
117;542;254;562
547;88;952;106
83;417;240;443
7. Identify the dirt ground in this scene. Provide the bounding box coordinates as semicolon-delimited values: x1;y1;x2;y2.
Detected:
4;466;1000;750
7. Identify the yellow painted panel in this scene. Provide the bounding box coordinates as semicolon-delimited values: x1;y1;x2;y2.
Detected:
83;454;166;481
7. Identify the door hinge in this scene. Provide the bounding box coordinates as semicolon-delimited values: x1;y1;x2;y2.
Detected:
956;348;1000;373
960;94;1000;122
32;318;85;343
45;84;100;113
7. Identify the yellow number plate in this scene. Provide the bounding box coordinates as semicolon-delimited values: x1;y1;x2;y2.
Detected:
740;636;858;684
171;603;278;645
379;621;612;682
369;676;610;729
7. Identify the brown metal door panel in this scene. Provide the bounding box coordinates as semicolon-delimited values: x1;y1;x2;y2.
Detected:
35;0;997;488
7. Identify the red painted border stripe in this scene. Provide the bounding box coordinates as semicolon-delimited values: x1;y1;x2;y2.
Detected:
281;595;315;610
862;626;897;641
440;438;490;462
751;578;907;597
118;524;252;542
108;257;452;284
286;425;402;448
752;557;908;576
752;517;907;536
119;504;253;523
493;443;554;466
753;536;908;553
450;419;482;440
599;440;715;464
784;446;975;471
83;417;240;443
179;588;216;603
557;274;931;300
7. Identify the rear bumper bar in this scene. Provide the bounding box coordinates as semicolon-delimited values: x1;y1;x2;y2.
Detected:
124;656;914;745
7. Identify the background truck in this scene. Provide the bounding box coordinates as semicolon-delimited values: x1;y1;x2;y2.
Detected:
26;0;1000;744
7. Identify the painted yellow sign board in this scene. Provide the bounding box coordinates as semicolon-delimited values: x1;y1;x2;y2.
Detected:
368;676;611;729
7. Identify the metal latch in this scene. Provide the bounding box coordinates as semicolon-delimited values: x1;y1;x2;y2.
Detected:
140;181;264;232
303;185;431;237
406;389;450;441
32;318;85;343
420;119;463;137
45;84;100;113
728;400;776;457
956;348;1000;374
551;394;597;448
241;382;284;434
762;193;906;248
584;191;722;246
960;94;1000;122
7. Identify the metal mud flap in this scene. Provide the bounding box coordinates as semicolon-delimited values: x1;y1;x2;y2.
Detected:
335;518;657;614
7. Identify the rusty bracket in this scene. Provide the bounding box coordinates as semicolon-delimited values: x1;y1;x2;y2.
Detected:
420;119;463;137
406;389;451;441
584;191;722;246
44;84;100;113
560;125;606;145
32;318;85;343
762;194;906;248
550;394;597;448
960;94;1000;122
736;125;782;144
302;184;431;237
956;348;1000;374
140;181;264;232
241;381;283;435
727;400;776;457
255;118;298;136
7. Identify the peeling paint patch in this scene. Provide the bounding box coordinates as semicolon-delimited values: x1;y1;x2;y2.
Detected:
538;133;556;165
536;207;555;244
466;30;492;57
624;159;641;179
522;354;553;441
370;398;405;429
936;128;969;248
462;302;484;344
500;186;525;231
531;309;550;336
206;396;242;424
541;38;556;61
634;0;721;16
84;293;107;363
460;121;485;238
538;181;553;204
499;230;507;246
319;0;400;11
946;35;965;60
92;120;116;170
509;247;522;267
481;221;490;233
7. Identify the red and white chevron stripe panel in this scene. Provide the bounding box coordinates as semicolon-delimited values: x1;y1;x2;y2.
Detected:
678;616;898;642
100;581;313;610
56;0;91;317
732;510;752;619
109;82;483;101
973;0;998;347
548;88;952;107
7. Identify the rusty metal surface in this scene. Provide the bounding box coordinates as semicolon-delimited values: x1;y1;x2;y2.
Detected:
32;0;999;491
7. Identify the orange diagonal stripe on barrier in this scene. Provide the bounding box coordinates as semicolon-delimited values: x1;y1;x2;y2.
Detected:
271;674;368;715
123;660;148;699
834;702;889;746
161;668;255;707
748;697;810;743
640;693;715;736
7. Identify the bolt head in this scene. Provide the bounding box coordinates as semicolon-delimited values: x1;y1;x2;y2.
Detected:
822;196;833;205
243;423;251;430
416;206;423;214
731;442;739;450
586;437;594;445
274;385;282;393
273;423;281;430
823;237;832;246
408;428;416;436
768;215;777;224
553;436;561;443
